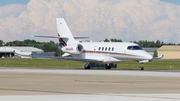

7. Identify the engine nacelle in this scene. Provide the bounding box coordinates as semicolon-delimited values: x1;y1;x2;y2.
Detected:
61;44;84;54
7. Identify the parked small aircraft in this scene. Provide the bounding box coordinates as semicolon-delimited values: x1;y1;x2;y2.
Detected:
32;18;163;70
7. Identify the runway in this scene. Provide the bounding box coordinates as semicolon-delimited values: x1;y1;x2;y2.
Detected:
0;67;180;101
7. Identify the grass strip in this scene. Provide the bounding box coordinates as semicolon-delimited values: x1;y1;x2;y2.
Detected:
0;58;180;70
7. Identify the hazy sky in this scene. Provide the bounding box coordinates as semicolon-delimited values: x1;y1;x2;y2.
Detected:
1;0;180;43
0;0;180;6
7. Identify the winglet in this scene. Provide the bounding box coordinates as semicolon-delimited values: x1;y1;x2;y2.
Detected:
153;55;163;59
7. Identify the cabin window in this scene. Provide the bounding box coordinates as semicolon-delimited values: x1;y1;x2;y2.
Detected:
105;47;107;51
112;47;114;51
102;47;104;51
127;46;143;50
109;47;111;51
99;47;101;51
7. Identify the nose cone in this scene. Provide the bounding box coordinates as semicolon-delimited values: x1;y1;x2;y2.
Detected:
145;53;153;60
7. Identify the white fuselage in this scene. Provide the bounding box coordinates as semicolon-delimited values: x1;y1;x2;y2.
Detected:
62;42;153;64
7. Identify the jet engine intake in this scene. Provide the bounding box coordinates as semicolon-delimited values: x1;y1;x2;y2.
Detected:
77;44;83;53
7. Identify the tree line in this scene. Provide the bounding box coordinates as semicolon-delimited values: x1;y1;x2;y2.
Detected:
103;38;177;47
0;39;178;56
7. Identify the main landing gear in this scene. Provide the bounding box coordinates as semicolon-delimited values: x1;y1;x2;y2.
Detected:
139;63;144;70
84;63;115;70
84;62;90;70
105;64;111;70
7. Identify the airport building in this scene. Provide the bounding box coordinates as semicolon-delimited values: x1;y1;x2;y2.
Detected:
157;45;180;59
0;47;54;58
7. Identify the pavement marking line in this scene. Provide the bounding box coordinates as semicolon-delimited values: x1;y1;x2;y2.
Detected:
0;77;19;79
115;95;180;100
0;88;90;95
75;80;170;84
0;76;49;79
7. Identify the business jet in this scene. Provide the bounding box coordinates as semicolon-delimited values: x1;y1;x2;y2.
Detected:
32;18;163;70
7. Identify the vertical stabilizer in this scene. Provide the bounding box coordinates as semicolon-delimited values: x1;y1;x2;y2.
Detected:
56;18;76;45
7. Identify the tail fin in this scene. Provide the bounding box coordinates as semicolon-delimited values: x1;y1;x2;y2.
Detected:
56;18;77;45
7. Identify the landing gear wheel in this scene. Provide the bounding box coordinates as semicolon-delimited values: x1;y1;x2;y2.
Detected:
84;66;90;70
139;67;144;70
84;63;91;70
105;64;111;70
139;63;144;70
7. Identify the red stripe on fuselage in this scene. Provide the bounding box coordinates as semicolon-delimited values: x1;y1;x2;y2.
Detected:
83;51;142;57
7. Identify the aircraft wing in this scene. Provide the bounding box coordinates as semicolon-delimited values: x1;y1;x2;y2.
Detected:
32;55;99;62
153;55;164;59
15;52;99;62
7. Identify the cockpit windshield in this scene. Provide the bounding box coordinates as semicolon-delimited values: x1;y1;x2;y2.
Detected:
127;46;143;50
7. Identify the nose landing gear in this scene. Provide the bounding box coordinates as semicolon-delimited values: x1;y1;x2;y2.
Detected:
139;63;144;70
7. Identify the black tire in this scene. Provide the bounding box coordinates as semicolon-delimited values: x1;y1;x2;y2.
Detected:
139;67;144;70
105;64;111;70
84;67;90;70
84;64;91;70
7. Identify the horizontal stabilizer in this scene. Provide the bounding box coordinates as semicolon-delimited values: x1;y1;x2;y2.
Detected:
32;35;88;39
32;35;69;39
153;55;164;59
74;37;89;39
